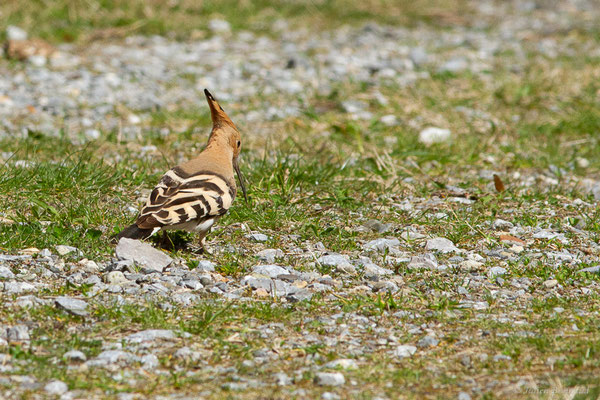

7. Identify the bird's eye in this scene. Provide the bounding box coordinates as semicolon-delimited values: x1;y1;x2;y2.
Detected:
237;141;241;148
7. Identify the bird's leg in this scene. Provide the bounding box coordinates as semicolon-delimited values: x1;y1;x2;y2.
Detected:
158;231;172;250
195;230;213;255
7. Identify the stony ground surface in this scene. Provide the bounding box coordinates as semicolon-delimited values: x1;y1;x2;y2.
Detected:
1;0;600;399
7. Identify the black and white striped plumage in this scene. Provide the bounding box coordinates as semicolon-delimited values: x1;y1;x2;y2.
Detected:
116;89;246;249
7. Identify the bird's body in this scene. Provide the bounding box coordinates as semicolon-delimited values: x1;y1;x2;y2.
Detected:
117;89;246;250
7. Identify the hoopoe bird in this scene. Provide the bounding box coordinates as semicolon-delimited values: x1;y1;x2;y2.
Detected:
116;89;247;251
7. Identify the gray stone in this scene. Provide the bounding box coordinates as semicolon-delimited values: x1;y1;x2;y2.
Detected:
417;336;439;348
458;392;471;400
362;262;394;277
579;265;600;274
0;266;15;279
393;345;417;359
63;350;87;362
487;267;507;278
362;219;392;233
246;233;269;242
183;280;203;290
125;329;176;344
6;25;28;41
252;264;288;278
115;238;172;273
7;325;30;343
195;260;216;272
55;245;80;256
105;271;128;285
3;281;36;294
410;47;428;66
318;254;350;267
88;350;137;366
315;372;345;386
493;354;511;362
336;263;356;275
407;253;438;269
425;237;458;253
286;289;313;303
274;372;293;386
44;380;68;395
55;296;89;317
256;249;284;263
141;354;159;369
492;218;513;230
0;255;30;262
324;359;358;370
208;18;231;33
363;238;400;252
439;57;468;73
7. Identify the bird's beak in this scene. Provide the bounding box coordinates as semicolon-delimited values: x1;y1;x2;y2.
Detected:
233;158;248;203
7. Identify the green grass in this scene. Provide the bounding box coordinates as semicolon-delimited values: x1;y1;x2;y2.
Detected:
0;0;473;43
1;1;600;399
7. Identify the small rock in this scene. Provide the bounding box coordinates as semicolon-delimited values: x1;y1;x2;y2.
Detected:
318;254;350;267
362;263;394;277
125;329;176;344
579;265;600;274
425;237;458;253
459;260;483;271
439;57;468;73
195;260;215;272
457;286;469;295
487;267;507;278
63;350;87;363
246;233;269;242
493;354;511;362
324;359;358;370
393;345;417;359
492;218;514;230
417;335;439;348
315;372;345;386
252;264;288;278
3;282;36;294
407;254;438;269
544;279;558;288
458;392;472;400
256;249;284;263
576;157;590;168
55;296;88;317
7;325;30;343
44;380;68;395
0;266;15;279
141;354;159;369
105;271;128;285
362;219;392;233
274;372;292;386
379;115;398;126
55;245;79;256
115;238;172;273
419;127;451;146
410;47;428;66
363;238;400;252
6;26;28;41
336;263;356;275
208;18;231;33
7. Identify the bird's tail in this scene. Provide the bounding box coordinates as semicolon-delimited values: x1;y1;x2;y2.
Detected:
115;224;155;241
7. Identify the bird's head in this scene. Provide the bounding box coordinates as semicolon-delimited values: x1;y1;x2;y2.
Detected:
204;89;247;201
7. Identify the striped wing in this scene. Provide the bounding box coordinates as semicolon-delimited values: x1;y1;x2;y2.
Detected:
136;167;236;230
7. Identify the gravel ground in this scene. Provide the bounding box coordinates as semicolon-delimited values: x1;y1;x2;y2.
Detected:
1;0;600;399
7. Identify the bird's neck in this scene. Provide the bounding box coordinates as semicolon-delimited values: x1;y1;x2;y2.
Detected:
204;135;234;163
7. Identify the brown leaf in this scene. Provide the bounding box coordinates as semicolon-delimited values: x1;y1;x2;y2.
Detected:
493;174;505;192
499;234;526;245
